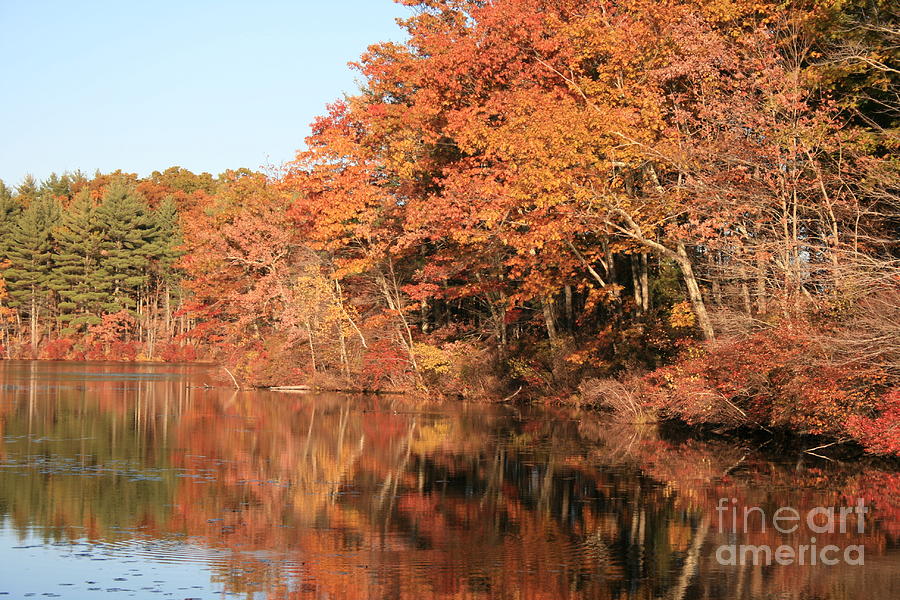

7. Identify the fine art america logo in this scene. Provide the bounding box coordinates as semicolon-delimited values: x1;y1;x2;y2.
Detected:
714;498;869;566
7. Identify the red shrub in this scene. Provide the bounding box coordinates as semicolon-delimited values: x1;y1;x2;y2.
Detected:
40;338;75;360
646;328;806;426
645;323;894;451
108;341;138;362
179;344;197;362
159;342;198;363
84;342;108;361
846;388;900;456
361;339;409;389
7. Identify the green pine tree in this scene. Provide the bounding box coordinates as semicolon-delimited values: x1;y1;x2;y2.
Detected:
0;180;12;203
3;195;61;349
15;174;38;206
149;195;184;341
0;181;21;259
152;195;183;276
40;172;74;202
95;181;161;313
50;190;108;331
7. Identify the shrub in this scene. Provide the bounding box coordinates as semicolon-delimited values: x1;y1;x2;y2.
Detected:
578;377;657;423
40;338;75;360
109;341;138;362
846;388;900;456
360;339;409;390
425;340;504;399
644;322;897;454
159;342;199;363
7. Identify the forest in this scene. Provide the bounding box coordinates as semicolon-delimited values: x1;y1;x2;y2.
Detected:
0;0;898;455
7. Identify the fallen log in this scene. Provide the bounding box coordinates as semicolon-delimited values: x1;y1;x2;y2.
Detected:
267;385;405;395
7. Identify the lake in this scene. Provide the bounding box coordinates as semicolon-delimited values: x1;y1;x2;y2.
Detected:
0;360;897;599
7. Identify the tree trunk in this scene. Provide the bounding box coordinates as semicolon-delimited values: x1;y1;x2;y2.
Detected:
631;255;643;314
420;298;430;334
377;259;424;389
30;292;38;353
640;252;649;312
164;282;171;339
542;296;558;342
755;254;767;314
676;243;715;341
741;281;753;314
608;209;714;340
336;321;349;378
738;264;753;314
305;320;317;373
333;278;367;348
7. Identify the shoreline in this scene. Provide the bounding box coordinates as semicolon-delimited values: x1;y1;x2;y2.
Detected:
3;355;896;462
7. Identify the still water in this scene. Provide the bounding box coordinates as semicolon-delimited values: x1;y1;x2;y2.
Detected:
0;360;897;599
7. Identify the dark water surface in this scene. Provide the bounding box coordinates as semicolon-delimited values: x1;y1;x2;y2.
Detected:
0;360;897;599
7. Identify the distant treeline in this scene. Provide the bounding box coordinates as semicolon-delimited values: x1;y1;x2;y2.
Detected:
0;168;246;360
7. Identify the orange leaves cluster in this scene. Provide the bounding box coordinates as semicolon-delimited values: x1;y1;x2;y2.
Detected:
283;0;813;316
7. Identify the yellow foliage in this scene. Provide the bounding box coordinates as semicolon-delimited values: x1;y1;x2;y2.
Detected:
669;301;697;329
413;342;452;375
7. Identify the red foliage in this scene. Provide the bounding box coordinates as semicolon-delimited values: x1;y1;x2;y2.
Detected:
159;343;198;363
40;338;75;360
846;388;900;456
84;342;108;361
108;341;138;362
89;310;136;343
645;324;894;453
361;340;409;389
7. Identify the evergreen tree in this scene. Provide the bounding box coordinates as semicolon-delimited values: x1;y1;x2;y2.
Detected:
149;195;184;340
0;180;19;348
0;181;21;258
50;190;108;331
3;195;61;349
152;195;183;277
94;181;160;313
15;175;38;206
40;172;74;202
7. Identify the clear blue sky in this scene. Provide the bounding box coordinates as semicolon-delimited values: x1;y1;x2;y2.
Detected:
0;0;410;186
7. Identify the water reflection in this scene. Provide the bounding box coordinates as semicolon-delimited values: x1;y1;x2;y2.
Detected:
0;360;897;599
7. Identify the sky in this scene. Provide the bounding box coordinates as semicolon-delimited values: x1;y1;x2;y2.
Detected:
0;0;410;186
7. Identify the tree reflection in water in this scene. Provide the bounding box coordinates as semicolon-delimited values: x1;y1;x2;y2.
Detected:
0;360;897;599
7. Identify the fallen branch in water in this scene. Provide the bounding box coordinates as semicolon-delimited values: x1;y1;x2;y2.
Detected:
222;367;241;390
499;386;523;403
803;439;851;461
268;385;405;395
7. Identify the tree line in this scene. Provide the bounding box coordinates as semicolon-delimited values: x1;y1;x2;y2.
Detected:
0;171;191;358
